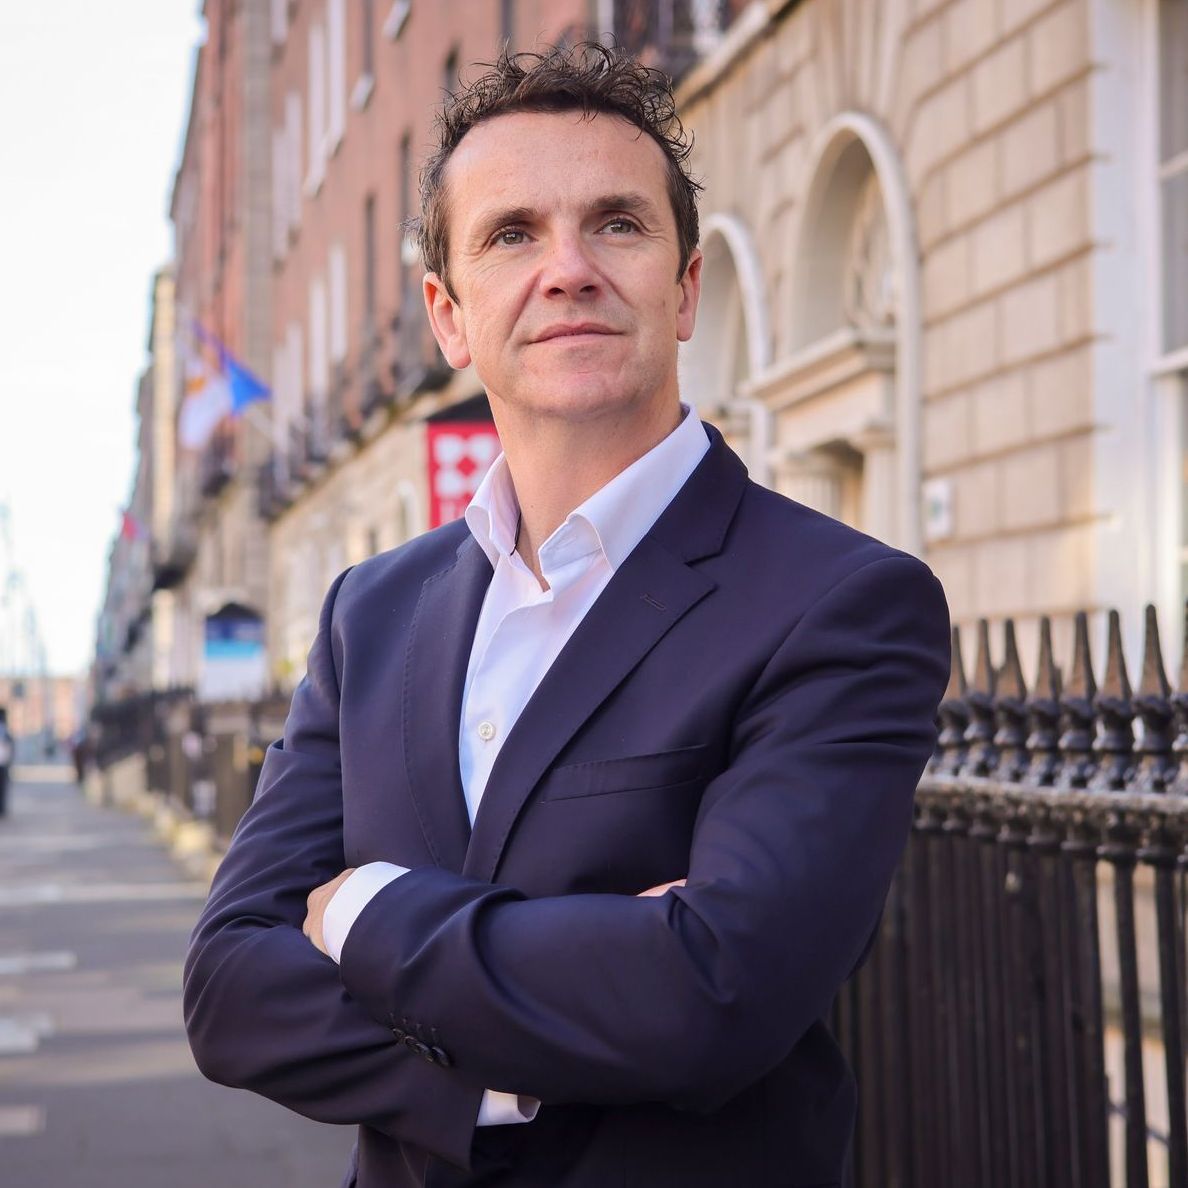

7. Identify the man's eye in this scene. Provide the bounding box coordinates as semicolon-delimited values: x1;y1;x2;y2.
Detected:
493;228;525;246
604;219;638;234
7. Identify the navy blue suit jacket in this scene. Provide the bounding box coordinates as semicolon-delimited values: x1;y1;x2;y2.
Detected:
184;429;950;1187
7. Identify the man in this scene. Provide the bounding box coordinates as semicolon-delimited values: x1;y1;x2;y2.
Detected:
185;44;949;1188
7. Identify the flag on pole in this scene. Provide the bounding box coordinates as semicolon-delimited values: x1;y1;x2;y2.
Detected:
177;342;232;451
191;321;271;414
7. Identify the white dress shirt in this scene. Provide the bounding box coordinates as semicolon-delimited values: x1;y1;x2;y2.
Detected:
322;404;710;1125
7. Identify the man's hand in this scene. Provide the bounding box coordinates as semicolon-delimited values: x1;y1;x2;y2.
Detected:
637;878;685;897
303;869;356;955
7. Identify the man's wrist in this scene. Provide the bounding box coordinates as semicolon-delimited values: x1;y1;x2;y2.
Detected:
322;861;408;963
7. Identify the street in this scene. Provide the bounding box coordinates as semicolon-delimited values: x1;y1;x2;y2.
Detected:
0;769;355;1187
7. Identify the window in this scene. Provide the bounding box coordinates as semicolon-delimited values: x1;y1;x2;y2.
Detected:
286;321;304;428
363;0;375;75
306;24;327;194
270;0;288;46
271;127;287;259
326;0;347;151
398;133;413;300
309;276;329;408
285;91;302;230
364;194;377;330
383;0;411;40
328;244;348;365
353;0;376;109
501;0;514;48
443;46;459;96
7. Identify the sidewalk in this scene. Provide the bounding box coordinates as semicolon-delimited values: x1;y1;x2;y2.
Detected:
0;768;354;1188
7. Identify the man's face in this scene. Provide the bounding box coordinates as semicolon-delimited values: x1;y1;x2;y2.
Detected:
423;110;701;429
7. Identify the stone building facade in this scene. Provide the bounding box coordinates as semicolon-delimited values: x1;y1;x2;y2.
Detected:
675;0;1187;673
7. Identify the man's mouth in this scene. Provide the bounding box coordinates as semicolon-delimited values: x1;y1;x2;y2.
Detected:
533;323;618;343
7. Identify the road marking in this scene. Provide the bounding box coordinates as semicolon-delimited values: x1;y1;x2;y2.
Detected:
10;765;77;783
0;951;76;976
0;1013;54;1054
0;1105;47;1136
0;835;110;853
0;881;208;908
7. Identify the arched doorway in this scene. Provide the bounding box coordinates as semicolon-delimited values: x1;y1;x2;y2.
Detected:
679;212;772;483
757;114;921;552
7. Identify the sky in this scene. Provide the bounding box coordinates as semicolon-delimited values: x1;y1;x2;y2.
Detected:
0;3;204;676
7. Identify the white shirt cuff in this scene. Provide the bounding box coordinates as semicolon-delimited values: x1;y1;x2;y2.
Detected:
476;1090;541;1127
322;861;408;964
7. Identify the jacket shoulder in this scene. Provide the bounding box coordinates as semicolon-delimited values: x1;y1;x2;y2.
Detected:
333;519;473;610
728;479;941;601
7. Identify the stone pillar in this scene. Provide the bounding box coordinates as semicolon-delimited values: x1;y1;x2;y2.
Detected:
853;422;898;546
774;448;848;520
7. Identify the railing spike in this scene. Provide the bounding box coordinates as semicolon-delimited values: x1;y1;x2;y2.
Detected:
1090;609;1136;791
934;624;970;775
944;623;967;702
1026;616;1063;786
1057;611;1098;789
994;619;1029;781
1138;605;1171;699
971;618;996;696
1135;604;1175;793
1065;611;1097;702
998;619;1027;701
1100;609;1134;702
965;619;999;775
1032;616;1062;701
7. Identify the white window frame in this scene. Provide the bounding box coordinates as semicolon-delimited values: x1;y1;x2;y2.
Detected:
326;0;347;153
305;23;327;196
285;91;302;232
271;127;287;259
270;0;288;46
383;0;411;41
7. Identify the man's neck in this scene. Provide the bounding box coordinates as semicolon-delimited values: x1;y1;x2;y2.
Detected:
498;402;683;586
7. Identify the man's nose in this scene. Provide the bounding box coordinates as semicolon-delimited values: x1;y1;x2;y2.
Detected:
537;231;599;298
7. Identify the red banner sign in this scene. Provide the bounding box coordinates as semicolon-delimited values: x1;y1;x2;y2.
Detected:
427;421;502;528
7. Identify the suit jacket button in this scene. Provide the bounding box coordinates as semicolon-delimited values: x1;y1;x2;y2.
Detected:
407;1038;434;1062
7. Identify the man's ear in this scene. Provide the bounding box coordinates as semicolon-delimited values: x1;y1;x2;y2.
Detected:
423;272;471;369
676;247;703;344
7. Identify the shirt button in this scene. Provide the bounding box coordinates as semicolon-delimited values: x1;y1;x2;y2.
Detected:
478;721;496;742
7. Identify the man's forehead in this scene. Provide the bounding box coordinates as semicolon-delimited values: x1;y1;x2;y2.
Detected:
446;109;668;196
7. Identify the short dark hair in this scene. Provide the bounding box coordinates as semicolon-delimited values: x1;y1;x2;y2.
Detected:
415;41;702;299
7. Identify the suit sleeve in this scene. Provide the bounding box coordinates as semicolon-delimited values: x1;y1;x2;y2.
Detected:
337;553;950;1112
182;569;484;1168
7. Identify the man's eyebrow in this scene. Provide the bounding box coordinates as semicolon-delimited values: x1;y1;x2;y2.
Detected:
470;206;538;247
591;193;662;222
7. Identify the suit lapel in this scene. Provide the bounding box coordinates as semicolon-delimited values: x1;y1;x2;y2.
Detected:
462;429;749;883
402;536;493;872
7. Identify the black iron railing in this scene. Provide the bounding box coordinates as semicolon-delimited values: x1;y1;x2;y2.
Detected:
841;607;1188;1188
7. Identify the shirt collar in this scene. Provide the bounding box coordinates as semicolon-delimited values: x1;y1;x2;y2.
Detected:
465;405;711;575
